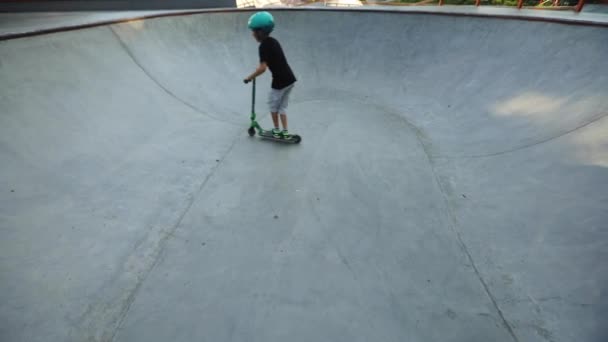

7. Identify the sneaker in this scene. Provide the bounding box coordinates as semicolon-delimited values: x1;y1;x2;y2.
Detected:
281;130;290;138
272;128;281;137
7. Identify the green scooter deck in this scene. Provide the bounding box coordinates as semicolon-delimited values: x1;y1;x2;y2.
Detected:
258;130;302;144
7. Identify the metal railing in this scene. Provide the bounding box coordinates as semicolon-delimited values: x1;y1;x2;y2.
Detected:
435;0;587;11
313;0;602;12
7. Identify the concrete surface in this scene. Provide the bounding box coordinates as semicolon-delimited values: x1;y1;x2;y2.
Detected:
0;10;204;37
1;9;607;342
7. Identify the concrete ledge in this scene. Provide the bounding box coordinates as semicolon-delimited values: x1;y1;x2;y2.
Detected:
0;5;606;41
0;0;236;12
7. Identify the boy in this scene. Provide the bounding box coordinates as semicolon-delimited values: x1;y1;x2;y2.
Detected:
244;12;297;138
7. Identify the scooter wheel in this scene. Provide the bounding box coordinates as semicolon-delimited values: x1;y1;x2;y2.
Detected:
293;135;302;144
247;127;255;137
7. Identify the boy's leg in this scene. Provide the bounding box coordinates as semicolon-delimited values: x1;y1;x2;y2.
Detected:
268;90;281;133
271;112;279;129
271;113;281;136
279;114;288;131
277;84;294;133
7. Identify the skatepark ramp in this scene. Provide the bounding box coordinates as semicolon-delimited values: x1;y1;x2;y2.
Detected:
1;9;607;342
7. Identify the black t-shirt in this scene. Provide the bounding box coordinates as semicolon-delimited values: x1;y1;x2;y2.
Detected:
259;37;296;90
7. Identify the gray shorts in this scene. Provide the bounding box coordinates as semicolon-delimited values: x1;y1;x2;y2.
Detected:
268;84;294;114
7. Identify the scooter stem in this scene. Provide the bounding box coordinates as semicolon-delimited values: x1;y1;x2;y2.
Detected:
251;78;256;120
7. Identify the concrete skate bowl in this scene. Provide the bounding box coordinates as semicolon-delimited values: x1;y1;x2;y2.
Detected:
1;9;607;342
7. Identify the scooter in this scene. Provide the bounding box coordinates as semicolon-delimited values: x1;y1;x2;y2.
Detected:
246;79;301;144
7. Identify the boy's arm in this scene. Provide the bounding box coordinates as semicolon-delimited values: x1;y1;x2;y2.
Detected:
244;62;267;83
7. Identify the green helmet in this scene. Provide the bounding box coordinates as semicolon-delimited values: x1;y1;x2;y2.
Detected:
248;11;274;34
